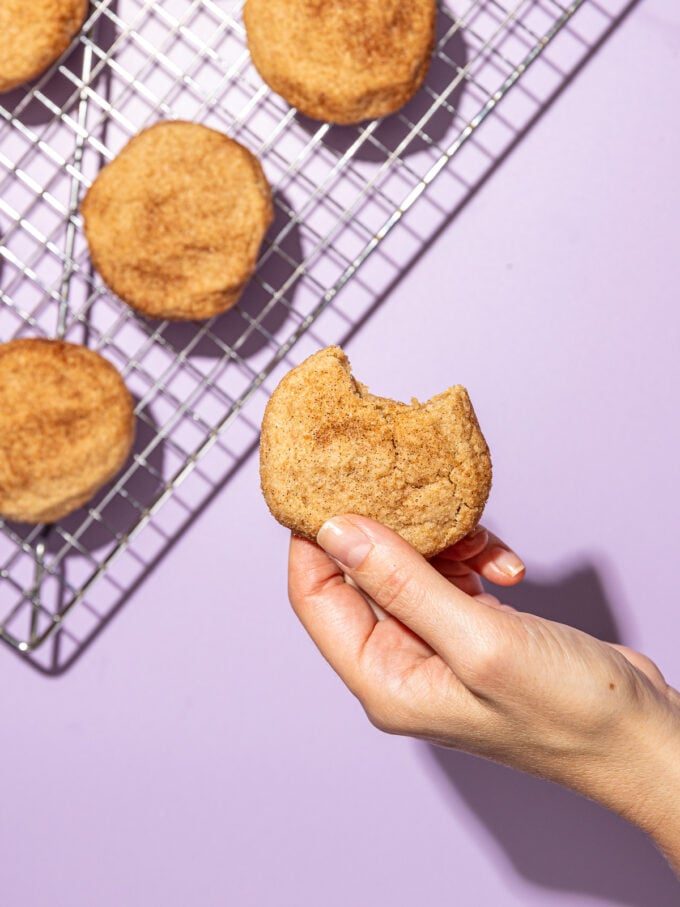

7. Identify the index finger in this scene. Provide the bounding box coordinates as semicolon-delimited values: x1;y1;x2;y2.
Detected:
288;534;377;693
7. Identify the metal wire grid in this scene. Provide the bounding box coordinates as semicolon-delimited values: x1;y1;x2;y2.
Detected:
0;0;585;655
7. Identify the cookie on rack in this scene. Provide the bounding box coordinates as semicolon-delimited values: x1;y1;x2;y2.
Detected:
0;0;88;93
81;121;274;321
259;346;492;558
0;339;135;524
244;0;436;125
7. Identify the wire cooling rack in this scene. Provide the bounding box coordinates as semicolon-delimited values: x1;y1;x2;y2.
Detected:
0;0;592;660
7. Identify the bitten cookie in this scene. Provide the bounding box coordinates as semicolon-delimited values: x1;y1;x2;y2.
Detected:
0;0;88;93
81;121;273;321
244;0;436;124
260;347;492;558
0;339;135;524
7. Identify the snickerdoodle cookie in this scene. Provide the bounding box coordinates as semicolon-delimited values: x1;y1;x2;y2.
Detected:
81;121;273;321
244;0;436;124
0;0;88;93
260;347;492;558
0;339;135;524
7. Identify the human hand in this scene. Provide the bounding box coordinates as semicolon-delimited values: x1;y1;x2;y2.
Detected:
288;516;680;872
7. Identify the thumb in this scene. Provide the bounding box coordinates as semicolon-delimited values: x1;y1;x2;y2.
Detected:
316;515;498;667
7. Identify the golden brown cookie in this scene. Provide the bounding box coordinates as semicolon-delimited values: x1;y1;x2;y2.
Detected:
260;347;492;557
0;339;135;524
0;0;88;93
244;0;436;125
81;121;274;321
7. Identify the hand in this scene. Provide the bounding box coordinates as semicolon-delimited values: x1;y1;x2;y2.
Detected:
288;516;680;872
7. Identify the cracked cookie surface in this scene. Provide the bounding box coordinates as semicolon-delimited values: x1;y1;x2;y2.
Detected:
0;0;88;93
259;346;492;557
244;0;436;124
81;121;273;321
0;339;135;524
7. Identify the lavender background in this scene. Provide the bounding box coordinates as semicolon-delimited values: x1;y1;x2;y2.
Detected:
1;2;679;905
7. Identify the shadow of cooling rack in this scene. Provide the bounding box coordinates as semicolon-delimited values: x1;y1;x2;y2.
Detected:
0;0;636;672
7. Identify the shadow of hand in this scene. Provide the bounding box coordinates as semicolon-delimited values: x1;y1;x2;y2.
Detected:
425;565;679;906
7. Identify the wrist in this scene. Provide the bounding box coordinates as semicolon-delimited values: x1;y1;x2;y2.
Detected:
596;689;680;870
632;694;680;871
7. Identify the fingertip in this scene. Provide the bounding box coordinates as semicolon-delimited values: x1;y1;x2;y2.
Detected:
491;546;525;577
484;563;526;586
288;532;343;604
288;532;324;578
473;547;526;586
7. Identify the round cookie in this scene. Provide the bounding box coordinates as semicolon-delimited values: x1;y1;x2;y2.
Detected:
0;339;135;524
260;347;492;558
244;0;436;125
81;121;274;321
0;0;88;93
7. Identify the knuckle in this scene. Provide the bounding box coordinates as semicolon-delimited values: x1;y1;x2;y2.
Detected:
361;689;410;735
465;633;506;686
361;687;392;732
361;676;434;735
371;561;419;616
364;704;394;734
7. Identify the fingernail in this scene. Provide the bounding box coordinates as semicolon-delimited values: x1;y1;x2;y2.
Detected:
469;524;486;539
491;546;525;577
317;517;373;569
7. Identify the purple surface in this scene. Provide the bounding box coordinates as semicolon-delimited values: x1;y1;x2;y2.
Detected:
1;2;679;905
